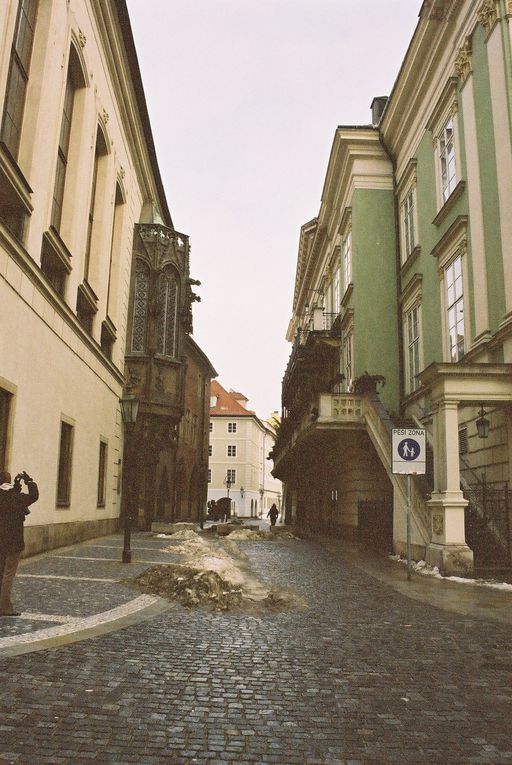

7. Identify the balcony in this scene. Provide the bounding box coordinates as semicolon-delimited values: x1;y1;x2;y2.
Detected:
282;308;341;408
273;392;365;477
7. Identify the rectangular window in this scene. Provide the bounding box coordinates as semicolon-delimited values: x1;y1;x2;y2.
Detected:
227;445;237;457
227;469;236;484
402;188;416;259
1;0;38;159
51;65;76;231
97;440;107;507
342;332;353;391
406;306;420;392
57;420;73;506
0;388;12;471
446;255;465;362
333;267;340;313
228;422;237;433
439;117;457;203
343;232;352;290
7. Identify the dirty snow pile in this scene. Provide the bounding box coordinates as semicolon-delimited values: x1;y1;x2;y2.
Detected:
228;528;269;540
132;564;242;610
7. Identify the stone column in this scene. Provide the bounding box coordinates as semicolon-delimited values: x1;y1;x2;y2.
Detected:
426;400;474;575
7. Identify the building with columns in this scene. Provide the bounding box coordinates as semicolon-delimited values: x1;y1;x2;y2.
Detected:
208;381;281;518
273;0;512;576
0;0;214;553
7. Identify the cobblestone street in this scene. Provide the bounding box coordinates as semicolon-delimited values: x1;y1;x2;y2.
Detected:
1;532;512;764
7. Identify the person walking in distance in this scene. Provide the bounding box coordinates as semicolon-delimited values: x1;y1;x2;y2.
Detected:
0;470;39;616
267;503;279;527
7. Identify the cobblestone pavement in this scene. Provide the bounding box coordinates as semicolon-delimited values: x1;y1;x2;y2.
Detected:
1;531;512;764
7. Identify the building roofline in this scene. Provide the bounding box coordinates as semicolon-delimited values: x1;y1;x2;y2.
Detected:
114;0;173;228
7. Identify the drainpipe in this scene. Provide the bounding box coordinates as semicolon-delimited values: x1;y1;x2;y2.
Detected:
378;129;405;415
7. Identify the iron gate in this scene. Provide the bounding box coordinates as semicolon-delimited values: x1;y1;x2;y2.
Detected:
464;484;511;570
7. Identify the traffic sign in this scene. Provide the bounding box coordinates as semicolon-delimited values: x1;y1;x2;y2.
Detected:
392;428;426;474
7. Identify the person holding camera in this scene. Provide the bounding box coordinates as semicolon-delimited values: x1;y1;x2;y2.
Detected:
0;470;39;617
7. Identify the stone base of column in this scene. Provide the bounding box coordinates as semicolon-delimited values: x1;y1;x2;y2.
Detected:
426;542;474;577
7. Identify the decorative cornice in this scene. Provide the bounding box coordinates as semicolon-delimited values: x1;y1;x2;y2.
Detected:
454;37;473;85
420;0;463;21
477;0;500;35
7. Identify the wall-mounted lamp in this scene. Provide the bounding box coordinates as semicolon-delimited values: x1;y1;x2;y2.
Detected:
476;404;490;439
240;486;245;498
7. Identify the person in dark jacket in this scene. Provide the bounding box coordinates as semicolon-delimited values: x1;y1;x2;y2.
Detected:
267;503;279;527
0;470;39;616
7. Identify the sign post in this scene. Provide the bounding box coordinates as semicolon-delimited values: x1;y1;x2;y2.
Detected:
391;428;426;580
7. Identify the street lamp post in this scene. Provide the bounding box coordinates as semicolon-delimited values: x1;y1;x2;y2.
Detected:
120;390;140;563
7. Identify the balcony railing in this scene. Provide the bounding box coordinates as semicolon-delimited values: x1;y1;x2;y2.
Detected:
282;310;341;395
274;393;365;465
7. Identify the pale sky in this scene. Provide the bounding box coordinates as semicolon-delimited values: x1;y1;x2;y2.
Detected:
125;0;421;418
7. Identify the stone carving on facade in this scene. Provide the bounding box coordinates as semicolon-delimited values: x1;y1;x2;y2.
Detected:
432;514;444;536
477;0;499;34
102;109;109;125
78;29;86;48
454;38;472;85
137;224;190;274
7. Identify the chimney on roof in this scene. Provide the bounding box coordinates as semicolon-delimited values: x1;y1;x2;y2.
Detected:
371;96;388;127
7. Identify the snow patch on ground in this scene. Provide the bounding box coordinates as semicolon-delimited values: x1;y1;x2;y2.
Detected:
389;555;512;591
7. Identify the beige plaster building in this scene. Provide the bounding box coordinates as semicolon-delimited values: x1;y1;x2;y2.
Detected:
207;381;281;518
0;0;212;554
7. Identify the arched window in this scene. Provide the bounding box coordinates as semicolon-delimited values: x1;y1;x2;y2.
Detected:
157;267;179;357
131;259;149;352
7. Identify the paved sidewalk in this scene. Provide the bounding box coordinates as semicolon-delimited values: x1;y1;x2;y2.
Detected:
2;526;512;658
0;532;176;657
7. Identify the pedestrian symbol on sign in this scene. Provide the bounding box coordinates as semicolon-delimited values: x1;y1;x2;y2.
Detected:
399;439;419;460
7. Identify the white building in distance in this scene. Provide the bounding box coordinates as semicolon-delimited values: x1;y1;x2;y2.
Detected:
207;381;282;518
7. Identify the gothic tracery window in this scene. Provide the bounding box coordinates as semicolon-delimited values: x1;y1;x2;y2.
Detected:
157;267;179;357
131;259;149;352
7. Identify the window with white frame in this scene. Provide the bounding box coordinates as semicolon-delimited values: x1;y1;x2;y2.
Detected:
228;422;237;433
227;469;236;483
333;266;341;313
427;79;461;216
446;254;465;362
402;189;416;258
439;117;457;203
401;275;423;395
342;230;352;290
397;159;419;264
227;445;237;457
342;331;353;391
406;306;421;392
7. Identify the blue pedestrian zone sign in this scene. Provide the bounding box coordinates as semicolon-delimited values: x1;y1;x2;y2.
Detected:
391;428;426;474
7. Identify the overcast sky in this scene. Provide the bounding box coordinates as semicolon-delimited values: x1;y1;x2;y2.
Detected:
125;0;421;418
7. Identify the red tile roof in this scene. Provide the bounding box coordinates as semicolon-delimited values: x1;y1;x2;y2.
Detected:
210;380;255;416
